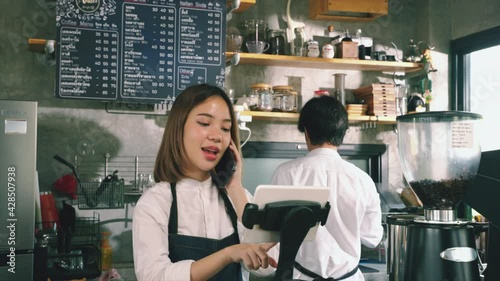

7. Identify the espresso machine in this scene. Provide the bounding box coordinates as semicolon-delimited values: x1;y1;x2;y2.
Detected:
396;111;483;281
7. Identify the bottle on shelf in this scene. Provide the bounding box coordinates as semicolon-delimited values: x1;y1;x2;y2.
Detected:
101;231;113;271
293;27;306;56
355;29;365;60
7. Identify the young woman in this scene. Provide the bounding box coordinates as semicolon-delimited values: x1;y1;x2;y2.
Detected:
132;84;275;281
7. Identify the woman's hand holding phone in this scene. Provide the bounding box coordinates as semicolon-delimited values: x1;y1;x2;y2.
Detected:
212;139;239;187
222;139;251;221
225;139;243;190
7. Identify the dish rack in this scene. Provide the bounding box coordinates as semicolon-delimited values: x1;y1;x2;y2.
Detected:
34;213;101;280
75;154;156;208
78;179;125;209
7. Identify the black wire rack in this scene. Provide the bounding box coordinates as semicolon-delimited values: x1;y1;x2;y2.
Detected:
35;213;101;280
75;154;155;207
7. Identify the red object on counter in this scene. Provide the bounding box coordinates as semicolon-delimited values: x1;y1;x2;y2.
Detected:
314;90;330;97
40;191;60;230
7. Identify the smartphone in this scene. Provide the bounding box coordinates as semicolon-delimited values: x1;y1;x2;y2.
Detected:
211;148;237;188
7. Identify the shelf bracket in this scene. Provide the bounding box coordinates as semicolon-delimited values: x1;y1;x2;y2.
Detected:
226;52;240;67
28;38;56;67
28;38;56;54
392;61;436;83
227;0;241;14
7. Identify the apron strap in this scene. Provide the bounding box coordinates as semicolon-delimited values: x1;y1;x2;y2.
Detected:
294;261;359;281
168;182;178;234
218;189;240;241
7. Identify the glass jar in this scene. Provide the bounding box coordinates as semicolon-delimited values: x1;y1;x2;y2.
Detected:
273;85;295;112
306;40;320;58
267;29;287;55
247;89;260;111
293;27;306;56
249;83;273;111
282;90;298;112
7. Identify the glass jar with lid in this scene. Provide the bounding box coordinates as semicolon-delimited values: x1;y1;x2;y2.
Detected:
267;29;287;55
249;83;273;111
273;85;295;112
282;90;298;112
247;89;260;111
272;85;289;111
306;40;320;58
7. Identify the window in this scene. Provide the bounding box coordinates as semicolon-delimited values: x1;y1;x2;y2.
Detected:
451;25;500;151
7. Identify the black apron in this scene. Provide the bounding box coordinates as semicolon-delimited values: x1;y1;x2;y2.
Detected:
168;182;243;281
294;261;359;281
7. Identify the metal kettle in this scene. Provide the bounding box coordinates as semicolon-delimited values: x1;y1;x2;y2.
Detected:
404;39;421;62
391;39;434;63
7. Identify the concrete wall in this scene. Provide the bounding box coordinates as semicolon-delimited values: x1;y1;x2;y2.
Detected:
1;0;498;267
450;0;500;39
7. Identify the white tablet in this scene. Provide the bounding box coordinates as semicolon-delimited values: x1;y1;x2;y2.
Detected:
241;184;330;243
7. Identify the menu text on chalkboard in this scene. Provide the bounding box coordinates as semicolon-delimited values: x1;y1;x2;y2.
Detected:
55;0;227;104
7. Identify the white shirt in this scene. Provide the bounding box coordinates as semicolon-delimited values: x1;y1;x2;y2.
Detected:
271;148;384;281
132;177;251;281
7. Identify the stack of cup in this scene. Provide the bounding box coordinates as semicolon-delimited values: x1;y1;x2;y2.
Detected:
40;191;59;230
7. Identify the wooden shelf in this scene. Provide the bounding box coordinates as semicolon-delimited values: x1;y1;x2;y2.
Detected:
241;111;299;122
230;51;407;125
240;111;396;124
346;115;396;124
227;0;255;13
28;38;48;53
226;52;422;73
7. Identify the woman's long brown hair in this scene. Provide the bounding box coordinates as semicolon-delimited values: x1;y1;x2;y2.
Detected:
153;84;240;183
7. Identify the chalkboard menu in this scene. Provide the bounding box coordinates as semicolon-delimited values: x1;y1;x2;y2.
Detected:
55;0;226;104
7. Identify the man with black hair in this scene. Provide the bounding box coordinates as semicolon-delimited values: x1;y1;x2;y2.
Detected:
271;95;383;281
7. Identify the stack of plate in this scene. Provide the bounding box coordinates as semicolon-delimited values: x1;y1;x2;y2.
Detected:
346;104;368;116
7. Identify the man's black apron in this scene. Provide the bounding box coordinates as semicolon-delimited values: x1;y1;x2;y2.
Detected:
294;261;359;281
168;183;243;281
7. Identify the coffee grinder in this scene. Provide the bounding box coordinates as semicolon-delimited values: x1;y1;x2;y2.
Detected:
396;111;482;281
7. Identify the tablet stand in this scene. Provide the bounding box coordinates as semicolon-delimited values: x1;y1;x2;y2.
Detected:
243;200;331;281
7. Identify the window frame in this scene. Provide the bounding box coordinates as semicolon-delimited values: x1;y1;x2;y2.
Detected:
451;25;500;111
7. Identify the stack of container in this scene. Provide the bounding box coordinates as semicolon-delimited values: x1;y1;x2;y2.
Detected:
345;104;368;116
353;83;397;117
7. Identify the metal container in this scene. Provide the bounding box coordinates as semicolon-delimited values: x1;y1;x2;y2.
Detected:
333;73;347;106
386;214;419;281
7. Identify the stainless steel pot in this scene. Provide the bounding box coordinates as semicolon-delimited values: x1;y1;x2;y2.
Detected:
386;214;420;281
